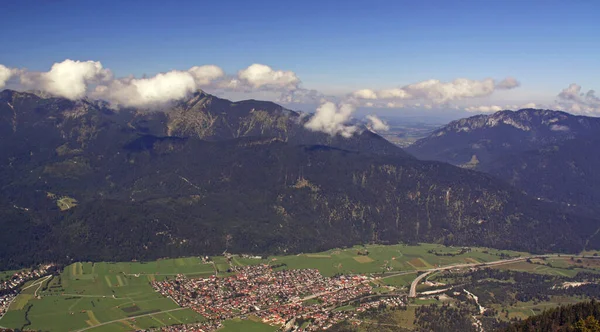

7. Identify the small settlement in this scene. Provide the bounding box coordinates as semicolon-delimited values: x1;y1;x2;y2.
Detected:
0;264;57;318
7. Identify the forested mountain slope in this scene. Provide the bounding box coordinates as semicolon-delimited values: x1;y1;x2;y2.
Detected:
1;91;598;269
408;109;600;213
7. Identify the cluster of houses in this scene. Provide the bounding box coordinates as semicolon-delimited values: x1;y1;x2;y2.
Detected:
355;296;405;312
151;264;397;331
150;320;223;332
0;293;16;318
0;263;56;318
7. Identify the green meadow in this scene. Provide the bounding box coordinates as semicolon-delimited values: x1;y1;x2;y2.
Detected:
0;258;209;331
490;257;600;277
232;243;529;277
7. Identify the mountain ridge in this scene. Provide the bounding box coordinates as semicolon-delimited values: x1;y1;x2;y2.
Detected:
408;108;600;213
1;91;599;269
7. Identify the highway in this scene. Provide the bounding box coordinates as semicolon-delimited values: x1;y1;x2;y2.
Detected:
409;271;432;297
407;254;565;298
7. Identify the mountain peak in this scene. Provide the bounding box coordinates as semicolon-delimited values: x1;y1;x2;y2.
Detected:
432;108;589;136
408;107;600;169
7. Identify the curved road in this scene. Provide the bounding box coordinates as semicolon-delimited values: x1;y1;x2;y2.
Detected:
408;254;566;298
409;271;432;297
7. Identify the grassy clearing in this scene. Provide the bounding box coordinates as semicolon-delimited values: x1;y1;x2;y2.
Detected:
57;196;78;211
9;294;33;310
499;296;583;321
333;304;356;312
353;256;375;263
381;273;418;288
408;257;428;268
391;306;416;329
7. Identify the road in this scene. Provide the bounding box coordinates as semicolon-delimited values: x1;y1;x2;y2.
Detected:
72;307;187;332
408;254;564;298
0;275;52;325
34;275;53;297
409;271;432;297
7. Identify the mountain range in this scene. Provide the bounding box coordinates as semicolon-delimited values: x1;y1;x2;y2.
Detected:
1;90;599;269
407;109;600;214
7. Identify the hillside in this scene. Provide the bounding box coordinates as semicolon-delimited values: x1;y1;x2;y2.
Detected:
501;300;600;332
1;91;599;269
407;109;600;213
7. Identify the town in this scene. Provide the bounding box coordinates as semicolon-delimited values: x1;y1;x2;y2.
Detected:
0;264;57;319
151;264;406;331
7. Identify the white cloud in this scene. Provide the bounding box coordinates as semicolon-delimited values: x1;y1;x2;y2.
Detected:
377;88;411;99
278;88;324;104
464;105;503;113
386;101;404;108
496;77;521;90
556;84;600;115
304;102;358;138
90;64;228;107
0;65;14;89
404;78;496;102
365;114;389;131
188;65;225;85
557;83;581;101
464;102;539;113
19;60;112;99
352;77;520;105
238;64;299;90
352;89;378;99
520;102;537;109
93;70;198;107
46;60;111;99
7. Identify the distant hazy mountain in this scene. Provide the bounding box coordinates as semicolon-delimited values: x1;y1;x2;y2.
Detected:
408;109;600;213
1;92;598;269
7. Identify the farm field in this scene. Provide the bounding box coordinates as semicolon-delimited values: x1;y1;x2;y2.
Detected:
490;257;600;277
0;258;208;331
231;243;528;277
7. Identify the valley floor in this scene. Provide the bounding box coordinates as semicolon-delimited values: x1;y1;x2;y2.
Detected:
0;243;599;332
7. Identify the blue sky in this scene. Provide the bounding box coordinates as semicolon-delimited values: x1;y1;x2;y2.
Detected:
1;0;599;116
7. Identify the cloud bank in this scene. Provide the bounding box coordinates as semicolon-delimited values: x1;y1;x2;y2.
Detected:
351;77;521;107
1;59;549;117
464;103;538;113
1;60;308;108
